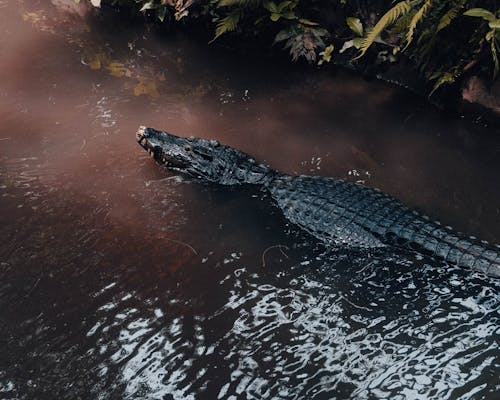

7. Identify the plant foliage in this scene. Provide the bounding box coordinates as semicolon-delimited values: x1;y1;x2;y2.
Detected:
86;0;499;94
355;1;412;59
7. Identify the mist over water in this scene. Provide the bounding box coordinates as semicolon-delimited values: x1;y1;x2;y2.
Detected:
1;1;499;399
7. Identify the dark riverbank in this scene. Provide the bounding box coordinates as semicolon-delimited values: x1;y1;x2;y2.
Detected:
82;0;500;128
336;58;500;129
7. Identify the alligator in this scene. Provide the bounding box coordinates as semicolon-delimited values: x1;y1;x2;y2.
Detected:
136;126;500;278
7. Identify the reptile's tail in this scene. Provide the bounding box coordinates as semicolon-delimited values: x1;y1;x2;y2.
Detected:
389;217;500;278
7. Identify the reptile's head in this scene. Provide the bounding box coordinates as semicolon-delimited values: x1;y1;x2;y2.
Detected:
136;126;272;185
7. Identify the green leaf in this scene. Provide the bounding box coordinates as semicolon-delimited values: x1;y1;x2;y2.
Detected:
270;13;280;21
489;19;500;29
352;37;363;48
346;17;363;36
340;38;363;53
263;1;278;13
463;8;496;22
299;18;319;26
218;0;240;6
274;28;293;43
140;1;155;12
277;1;293;13
281;11;296;20
320;44;334;62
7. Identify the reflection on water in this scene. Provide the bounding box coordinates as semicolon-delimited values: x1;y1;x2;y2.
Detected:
1;0;499;399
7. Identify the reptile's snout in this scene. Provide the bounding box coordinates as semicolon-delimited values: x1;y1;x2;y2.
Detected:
136;126;147;144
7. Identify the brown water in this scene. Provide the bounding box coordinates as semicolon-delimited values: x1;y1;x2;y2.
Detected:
1;1;499;399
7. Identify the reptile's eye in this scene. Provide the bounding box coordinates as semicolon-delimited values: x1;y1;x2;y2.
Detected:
184;145;192;152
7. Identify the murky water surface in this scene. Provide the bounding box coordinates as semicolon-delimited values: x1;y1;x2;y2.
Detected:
1;1;499;399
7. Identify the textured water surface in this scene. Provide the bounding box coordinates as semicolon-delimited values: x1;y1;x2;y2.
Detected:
0;1;499;399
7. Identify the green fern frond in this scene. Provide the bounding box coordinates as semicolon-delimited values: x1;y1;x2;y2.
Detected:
355;1;412;59
411;2;453;66
436;0;465;33
388;12;413;36
492;39;499;78
404;0;433;50
210;10;241;43
487;30;499;78
429;69;460;96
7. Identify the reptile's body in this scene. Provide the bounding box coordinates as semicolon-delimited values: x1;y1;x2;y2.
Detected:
136;126;500;278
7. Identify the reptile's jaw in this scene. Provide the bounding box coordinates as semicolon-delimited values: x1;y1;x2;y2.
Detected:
136;126;150;153
136;126;189;169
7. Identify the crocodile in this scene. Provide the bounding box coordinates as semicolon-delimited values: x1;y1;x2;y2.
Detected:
136;126;500;278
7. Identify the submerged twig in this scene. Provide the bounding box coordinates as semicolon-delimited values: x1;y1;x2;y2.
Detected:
145;176;182;187
339;294;372;311
162;236;198;255
26;277;41;298
261;244;289;268
357;260;376;274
